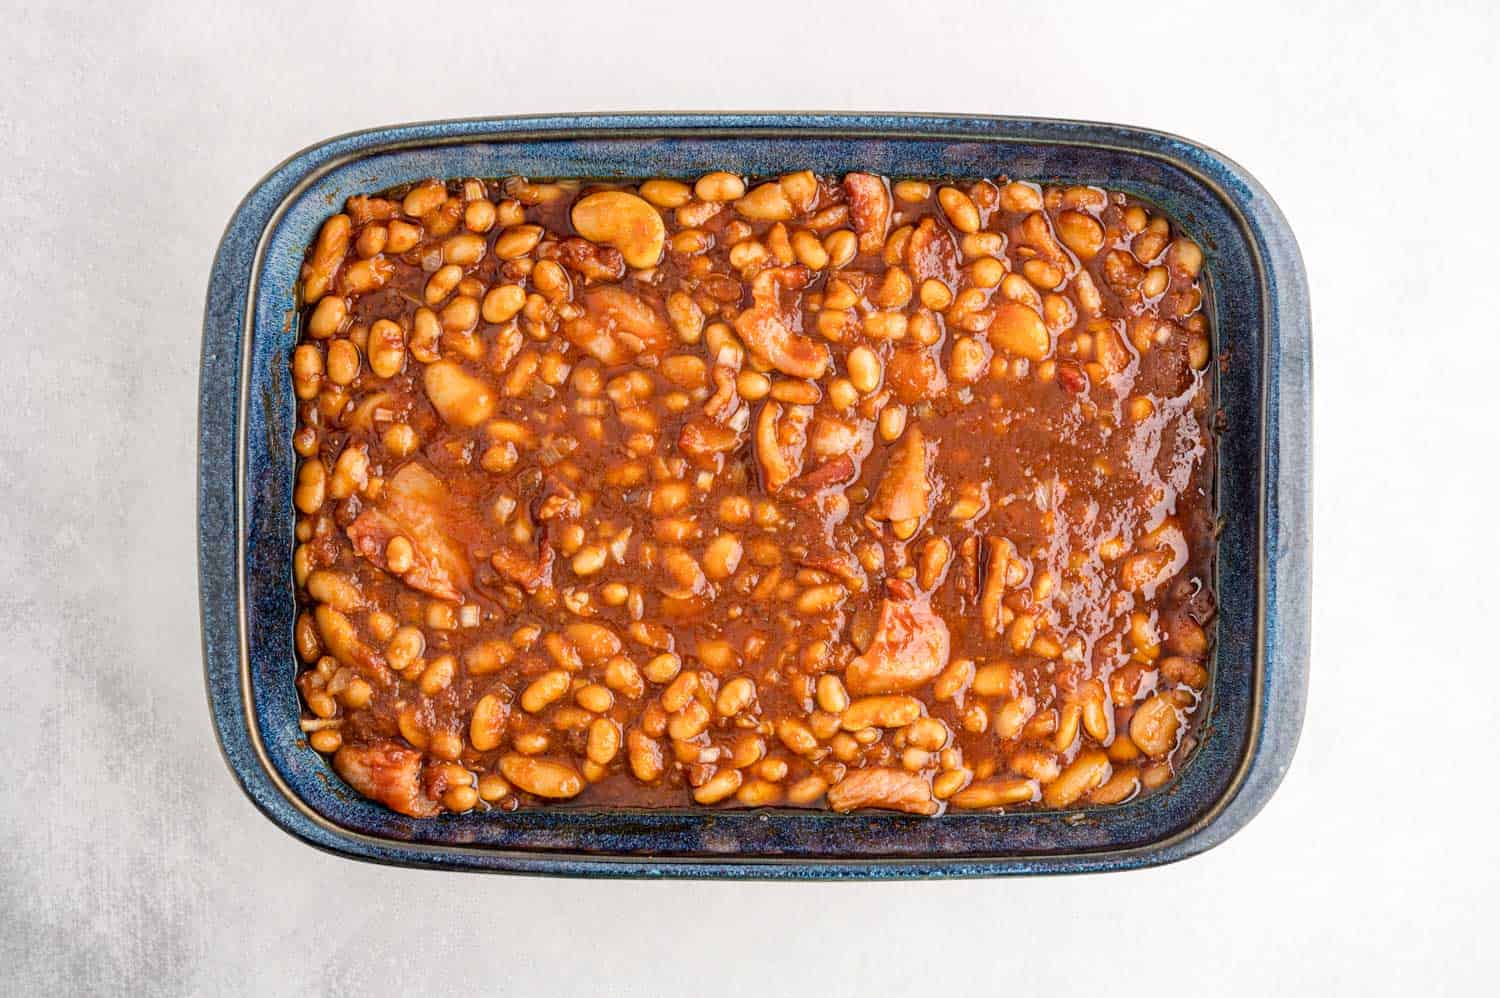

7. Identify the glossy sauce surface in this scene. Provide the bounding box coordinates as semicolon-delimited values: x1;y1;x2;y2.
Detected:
290;172;1215;817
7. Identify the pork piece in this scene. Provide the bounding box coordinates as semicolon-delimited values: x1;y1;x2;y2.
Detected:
345;462;472;602
734;267;829;379
827;767;938;815
562;285;673;365
845;590;951;695
333;743;440;818
843;173;892;255
868;426;932;523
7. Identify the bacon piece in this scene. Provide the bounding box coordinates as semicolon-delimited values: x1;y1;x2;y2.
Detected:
808;415;868;461
978;536;1016;638
904;216;960;287
734;267;829;380
827;767;937;815
678;417;745;471
345;195;398;226
490;540;555;593
886;346;947;406
549;237;627;283
845;593;951;695
784;454;856;500
868;426;932;523
333;742;440;818
312;604;387;679
703;359;742;424
843;173;892;254
1056;360;1088;394
755;401;812;492
300;214;350;304
1120;520;1189;595
798;547;867;593
345;463;471;602
562;286;673;365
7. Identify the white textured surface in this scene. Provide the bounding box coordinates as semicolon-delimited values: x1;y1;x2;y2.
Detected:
2;1;1496;994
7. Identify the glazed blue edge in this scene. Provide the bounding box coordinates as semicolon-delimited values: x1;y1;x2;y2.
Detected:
198;113;1311;878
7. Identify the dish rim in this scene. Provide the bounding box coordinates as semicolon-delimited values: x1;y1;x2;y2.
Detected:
199;112;1311;878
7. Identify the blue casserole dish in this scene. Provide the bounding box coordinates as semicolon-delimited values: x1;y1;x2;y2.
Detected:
198;113;1311;877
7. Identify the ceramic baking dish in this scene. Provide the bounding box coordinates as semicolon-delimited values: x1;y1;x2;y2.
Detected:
198;113;1311;877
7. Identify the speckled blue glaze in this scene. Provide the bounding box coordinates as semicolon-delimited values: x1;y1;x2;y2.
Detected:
199;114;1311;878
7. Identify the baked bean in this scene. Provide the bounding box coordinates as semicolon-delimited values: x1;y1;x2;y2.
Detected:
521;670;570;713
932;658;974;702
786;775;829;805
1169;239;1203;277
1056;210;1105;259
586;717;621;765
716;676;756;716
292;344;323;401
951;778;1038;809
693;768;743;804
302;214;350;303
1130;690;1192;757
307;296;347;340
776;718;819;756
989;302;1051;360
360;319;403;379
470;694;508;752
841;695;922;731
325;339;360;386
639;652;679;685
293;460;325;514
639;179;692;209
847;345;882;394
444;232;487;266
823;229;857;268
500;755;584;799
1042;750;1112;808
931;768;969;800
1008;748;1061;783
919;279;953;311
494;224;544;260
993;696;1037;741
308;728;342;754
572;192;665;269
893;180;931;203
701;533;743;581
306;570;361;614
937;187;980;233
627;729;665;781
401;182;446;218
732;779;780;806
815;674;850;715
1089;766;1141;805
694;172;746;203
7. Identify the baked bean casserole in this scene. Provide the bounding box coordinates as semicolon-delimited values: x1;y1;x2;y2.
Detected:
290;170;1215;817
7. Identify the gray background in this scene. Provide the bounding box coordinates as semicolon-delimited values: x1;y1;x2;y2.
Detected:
3;0;1495;994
